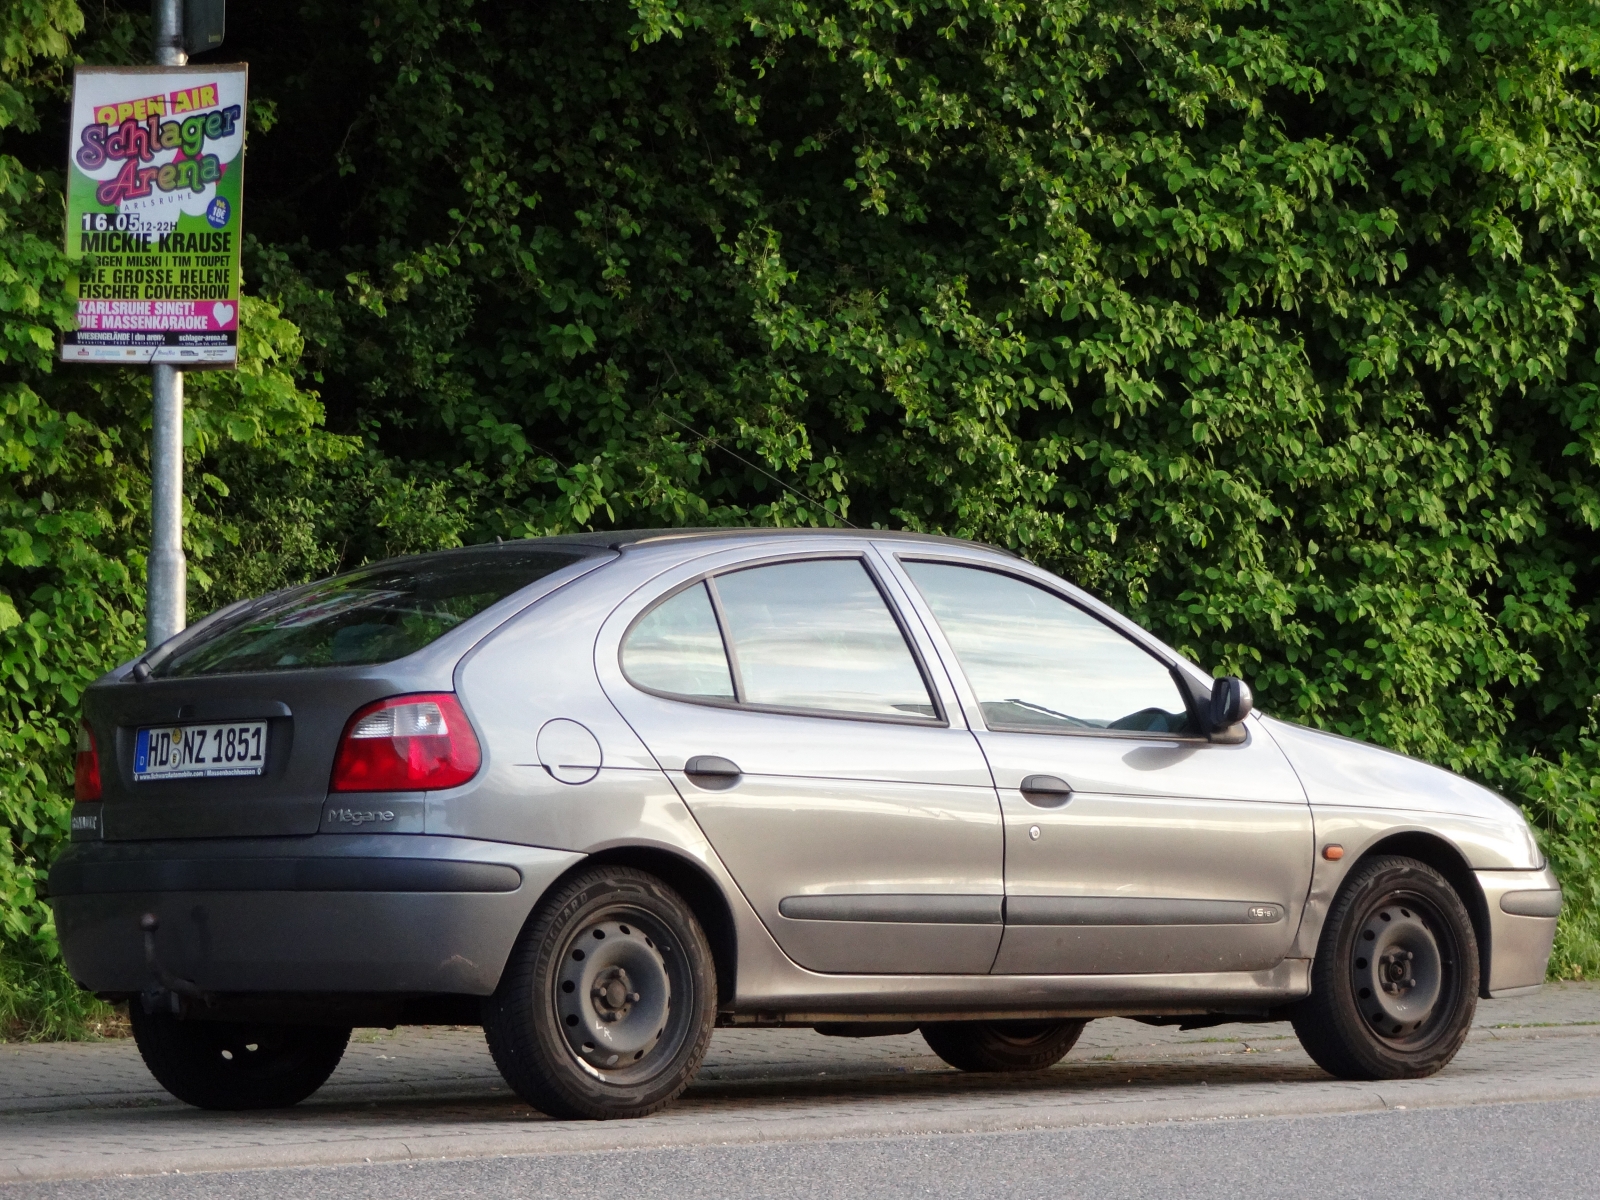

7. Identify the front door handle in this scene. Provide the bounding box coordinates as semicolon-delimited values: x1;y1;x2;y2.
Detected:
1020;774;1073;807
684;756;742;789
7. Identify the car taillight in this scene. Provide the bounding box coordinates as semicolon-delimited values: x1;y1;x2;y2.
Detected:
74;722;102;801
330;693;482;793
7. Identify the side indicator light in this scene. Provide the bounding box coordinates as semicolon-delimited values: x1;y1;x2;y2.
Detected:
330;693;482;793
1323;844;1344;861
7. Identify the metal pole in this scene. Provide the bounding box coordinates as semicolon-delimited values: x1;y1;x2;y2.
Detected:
147;0;186;649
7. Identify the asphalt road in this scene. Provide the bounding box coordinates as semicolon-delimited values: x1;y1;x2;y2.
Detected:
4;984;1599;1189
7;1096;1595;1200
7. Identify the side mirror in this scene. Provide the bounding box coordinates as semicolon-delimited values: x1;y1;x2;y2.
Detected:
1209;676;1253;731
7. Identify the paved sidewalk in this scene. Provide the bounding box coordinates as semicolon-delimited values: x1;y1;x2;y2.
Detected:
2;984;1598;1182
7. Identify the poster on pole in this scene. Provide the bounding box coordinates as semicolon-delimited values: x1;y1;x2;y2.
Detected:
61;64;247;367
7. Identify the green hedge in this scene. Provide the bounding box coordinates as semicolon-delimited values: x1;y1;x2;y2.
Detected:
5;0;1600;1034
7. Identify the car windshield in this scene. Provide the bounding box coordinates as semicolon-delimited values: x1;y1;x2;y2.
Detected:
156;548;592;676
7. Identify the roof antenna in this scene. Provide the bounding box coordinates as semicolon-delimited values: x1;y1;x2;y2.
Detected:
495;536;503;544
658;413;857;528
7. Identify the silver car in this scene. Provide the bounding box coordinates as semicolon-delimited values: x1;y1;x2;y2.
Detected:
52;529;1562;1118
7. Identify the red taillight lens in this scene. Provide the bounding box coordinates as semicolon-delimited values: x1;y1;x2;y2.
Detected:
330;693;482;793
74;722;102;801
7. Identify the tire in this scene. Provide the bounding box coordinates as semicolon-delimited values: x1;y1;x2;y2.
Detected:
483;865;717;1119
1292;855;1479;1080
128;1007;350;1110
920;1018;1088;1072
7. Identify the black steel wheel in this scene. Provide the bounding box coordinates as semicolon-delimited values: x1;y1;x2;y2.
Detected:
1292;855;1479;1080
128;1007;350;1110
483;865;716;1119
920;1018;1088;1072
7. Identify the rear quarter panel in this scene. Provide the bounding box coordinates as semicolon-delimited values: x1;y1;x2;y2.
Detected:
445;556;729;867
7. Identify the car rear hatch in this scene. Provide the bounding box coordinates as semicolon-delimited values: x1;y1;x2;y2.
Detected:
82;541;614;840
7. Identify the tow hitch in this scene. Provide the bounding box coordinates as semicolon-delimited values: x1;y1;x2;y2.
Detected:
139;913;213;1016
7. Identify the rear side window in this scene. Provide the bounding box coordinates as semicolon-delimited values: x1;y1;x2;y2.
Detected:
715;560;934;718
620;582;735;699
158;549;589;677
621;558;937;721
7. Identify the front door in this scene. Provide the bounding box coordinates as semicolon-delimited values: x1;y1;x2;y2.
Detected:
599;549;1004;974
894;557;1313;976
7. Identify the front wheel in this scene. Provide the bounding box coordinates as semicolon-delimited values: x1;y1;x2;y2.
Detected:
1292;855;1479;1080
921;1018;1088;1072
128;1007;350;1110
483;865;717;1119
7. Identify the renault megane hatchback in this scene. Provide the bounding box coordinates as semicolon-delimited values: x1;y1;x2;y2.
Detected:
51;529;1562;1118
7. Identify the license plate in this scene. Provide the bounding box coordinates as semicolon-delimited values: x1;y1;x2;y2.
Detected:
134;721;268;781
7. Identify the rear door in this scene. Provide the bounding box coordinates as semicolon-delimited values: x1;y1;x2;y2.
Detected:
890;554;1313;976
83;546;604;840
598;545;1004;975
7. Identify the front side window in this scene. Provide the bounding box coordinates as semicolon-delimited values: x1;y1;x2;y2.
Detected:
903;561;1193;735
621;558;938;721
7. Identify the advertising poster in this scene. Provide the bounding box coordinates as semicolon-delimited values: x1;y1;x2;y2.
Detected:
61;64;247;367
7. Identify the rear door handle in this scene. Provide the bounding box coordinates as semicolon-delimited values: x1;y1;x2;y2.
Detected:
1020;774;1074;807
681;755;742;784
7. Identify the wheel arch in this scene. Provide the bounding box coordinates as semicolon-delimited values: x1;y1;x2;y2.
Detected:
1357;831;1493;999
570;846;739;1008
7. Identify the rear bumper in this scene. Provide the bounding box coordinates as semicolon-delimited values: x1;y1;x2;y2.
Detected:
1476;866;1563;997
49;835;582;996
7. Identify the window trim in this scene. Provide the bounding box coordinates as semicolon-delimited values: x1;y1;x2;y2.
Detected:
701;576;747;705
895;554;1207;742
619;552;949;727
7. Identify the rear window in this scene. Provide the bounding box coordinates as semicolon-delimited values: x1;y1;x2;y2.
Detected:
156;548;590;677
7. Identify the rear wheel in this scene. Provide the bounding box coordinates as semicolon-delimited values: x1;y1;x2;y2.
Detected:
483;865;716;1119
920;1018;1088;1072
128;1007;350;1110
1292;855;1479;1080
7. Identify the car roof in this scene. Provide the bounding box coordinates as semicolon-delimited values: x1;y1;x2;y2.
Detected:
309;528;1016;593
530;527;1019;557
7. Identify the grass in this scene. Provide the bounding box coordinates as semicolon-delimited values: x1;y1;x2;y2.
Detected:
0;943;127;1042
1549;903;1600;981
